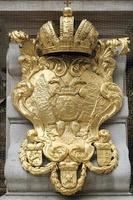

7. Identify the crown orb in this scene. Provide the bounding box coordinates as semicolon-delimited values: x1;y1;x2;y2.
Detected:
63;6;73;17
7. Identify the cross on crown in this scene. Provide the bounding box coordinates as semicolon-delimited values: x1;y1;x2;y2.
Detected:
64;0;71;7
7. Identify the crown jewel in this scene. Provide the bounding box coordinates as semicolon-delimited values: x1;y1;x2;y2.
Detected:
36;3;99;55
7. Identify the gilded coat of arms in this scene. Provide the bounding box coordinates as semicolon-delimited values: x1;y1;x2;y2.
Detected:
9;1;129;196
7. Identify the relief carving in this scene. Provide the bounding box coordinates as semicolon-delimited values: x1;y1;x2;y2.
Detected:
9;2;129;196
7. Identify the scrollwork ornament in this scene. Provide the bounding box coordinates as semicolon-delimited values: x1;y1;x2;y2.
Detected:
10;2;130;196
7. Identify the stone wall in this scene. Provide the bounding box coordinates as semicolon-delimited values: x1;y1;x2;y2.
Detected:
0;0;133;196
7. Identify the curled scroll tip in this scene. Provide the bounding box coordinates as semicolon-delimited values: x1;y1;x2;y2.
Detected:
9;30;29;44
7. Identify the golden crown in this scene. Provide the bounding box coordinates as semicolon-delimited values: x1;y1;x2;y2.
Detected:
9;1;129;57
36;5;98;55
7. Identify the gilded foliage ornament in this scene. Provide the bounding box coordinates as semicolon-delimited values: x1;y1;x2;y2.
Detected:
9;2;130;196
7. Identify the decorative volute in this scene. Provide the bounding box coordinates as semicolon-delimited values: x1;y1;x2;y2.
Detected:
9;0;129;196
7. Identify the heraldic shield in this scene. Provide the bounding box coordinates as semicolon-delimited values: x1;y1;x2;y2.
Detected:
9;2;130;196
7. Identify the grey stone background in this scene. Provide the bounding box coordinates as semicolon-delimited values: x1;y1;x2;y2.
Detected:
0;0;133;196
